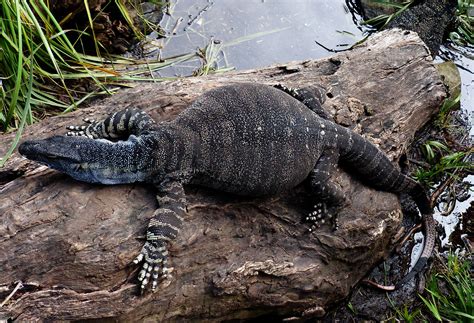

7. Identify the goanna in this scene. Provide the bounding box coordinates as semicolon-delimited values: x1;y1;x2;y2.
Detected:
19;83;436;292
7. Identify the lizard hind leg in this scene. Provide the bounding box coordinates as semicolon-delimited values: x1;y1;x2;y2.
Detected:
66;108;156;140
307;149;347;232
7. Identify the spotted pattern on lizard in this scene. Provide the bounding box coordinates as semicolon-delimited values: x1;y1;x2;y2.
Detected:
18;83;436;292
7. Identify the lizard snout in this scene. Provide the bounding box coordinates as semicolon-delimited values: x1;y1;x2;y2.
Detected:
18;140;40;158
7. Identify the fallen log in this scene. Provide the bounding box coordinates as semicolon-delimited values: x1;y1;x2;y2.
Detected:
0;29;446;321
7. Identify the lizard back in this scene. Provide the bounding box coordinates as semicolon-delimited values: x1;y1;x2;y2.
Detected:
173;83;326;195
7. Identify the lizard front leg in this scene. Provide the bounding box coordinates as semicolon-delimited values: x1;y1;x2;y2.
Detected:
66;108;157;139
133;178;186;292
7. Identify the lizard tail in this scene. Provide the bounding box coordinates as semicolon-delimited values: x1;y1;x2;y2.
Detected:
395;213;436;288
395;179;436;289
337;128;436;289
379;166;436;289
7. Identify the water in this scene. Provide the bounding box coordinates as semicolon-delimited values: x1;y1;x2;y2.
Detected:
411;175;473;265
440;46;474;137
156;0;364;75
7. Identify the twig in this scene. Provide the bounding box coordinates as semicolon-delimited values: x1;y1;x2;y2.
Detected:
362;279;395;291
430;171;457;207
440;186;457;215
396;223;423;253
314;40;349;53
0;281;23;307
407;157;430;168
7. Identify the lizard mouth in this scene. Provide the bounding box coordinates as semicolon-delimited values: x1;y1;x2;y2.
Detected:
18;140;81;164
18;141;48;161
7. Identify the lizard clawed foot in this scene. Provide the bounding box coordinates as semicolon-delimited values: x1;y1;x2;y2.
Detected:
306;202;339;232
274;83;300;97
65;118;97;138
133;240;171;293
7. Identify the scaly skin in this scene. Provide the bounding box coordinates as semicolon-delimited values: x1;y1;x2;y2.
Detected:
18;83;436;293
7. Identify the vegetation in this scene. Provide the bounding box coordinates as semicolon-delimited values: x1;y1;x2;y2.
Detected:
449;0;474;46
414;140;472;187
0;51;34;166
0;1;284;167
361;0;414;29
419;252;473;322
393;304;422;323
436;93;461;128
391;252;473;322
193;29;284;76
412;94;473;187
0;1;193;129
0;0;206;166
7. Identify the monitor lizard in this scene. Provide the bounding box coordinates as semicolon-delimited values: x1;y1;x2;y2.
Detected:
18;83;436;293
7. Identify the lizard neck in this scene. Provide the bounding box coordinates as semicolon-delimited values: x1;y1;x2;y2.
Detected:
84;136;153;185
141;124;198;182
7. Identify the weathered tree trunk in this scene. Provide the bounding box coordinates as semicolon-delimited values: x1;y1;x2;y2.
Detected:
0;29;445;321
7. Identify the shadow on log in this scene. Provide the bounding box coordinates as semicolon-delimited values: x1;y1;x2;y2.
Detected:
0;29;446;321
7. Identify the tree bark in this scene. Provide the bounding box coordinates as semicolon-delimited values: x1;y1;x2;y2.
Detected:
0;29;446;321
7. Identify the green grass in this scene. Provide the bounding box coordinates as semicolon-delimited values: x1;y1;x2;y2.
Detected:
1;1;148;126
347;301;357;315
192;29;286;77
0;0;198;130
414;142;473;186
390;253;473;322
0;43;34;166
413;93;473;187
361;1;414;29
421;140;450;164
450;0;474;46
419;252;474;322
393;304;422;322
194;39;231;77
436;92;461;128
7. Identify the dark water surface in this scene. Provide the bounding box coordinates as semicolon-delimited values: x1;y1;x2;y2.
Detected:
157;0;363;73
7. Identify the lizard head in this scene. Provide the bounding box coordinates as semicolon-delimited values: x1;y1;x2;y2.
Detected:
19;135;148;184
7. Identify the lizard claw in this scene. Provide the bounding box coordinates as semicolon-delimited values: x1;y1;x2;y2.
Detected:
65;119;98;138
306;202;339;231
274;83;300;97
133;240;170;293
82;117;96;124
